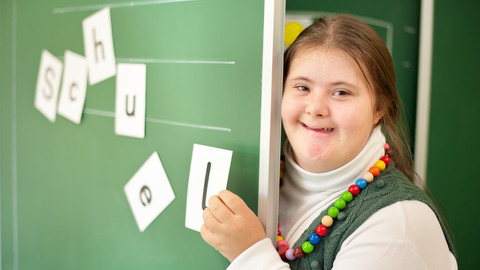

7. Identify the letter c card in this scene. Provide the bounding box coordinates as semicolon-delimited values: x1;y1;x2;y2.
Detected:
57;50;88;124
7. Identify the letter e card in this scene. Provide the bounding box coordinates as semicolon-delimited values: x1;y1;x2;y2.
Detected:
124;152;175;232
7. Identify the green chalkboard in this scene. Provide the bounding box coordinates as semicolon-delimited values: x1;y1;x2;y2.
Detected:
285;0;420;153
1;0;283;269
427;0;480;268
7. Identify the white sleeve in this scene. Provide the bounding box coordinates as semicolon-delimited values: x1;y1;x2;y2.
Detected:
227;238;291;270
332;201;457;270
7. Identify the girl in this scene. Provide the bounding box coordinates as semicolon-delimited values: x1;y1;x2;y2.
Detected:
200;14;457;269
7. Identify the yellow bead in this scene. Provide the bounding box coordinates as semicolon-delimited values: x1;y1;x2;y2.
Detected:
321;215;334;227
375;160;386;171
277;236;284;242
284;22;304;46
363;171;374;183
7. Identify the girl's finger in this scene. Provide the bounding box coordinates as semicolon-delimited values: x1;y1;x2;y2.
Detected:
200;223;218;247
218;190;249;215
208;195;234;222
202;207;221;231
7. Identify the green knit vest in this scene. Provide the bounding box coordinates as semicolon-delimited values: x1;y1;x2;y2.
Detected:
287;163;455;270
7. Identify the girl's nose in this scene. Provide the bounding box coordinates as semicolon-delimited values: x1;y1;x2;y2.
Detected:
305;92;329;117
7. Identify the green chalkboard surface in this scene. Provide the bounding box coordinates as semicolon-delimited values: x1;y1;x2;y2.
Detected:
427;0;480;268
1;0;283;269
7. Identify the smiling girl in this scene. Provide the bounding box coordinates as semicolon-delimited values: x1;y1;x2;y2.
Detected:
201;14;457;270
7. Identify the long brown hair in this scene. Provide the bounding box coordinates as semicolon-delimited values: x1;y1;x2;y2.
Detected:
284;14;415;181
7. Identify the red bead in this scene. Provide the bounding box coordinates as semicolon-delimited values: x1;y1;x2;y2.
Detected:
348;185;360;196
293;246;304;258
277;229;281;236
316;225;327;237
369;166;380;177
278;244;288;259
277;240;288;249
380;156;391;166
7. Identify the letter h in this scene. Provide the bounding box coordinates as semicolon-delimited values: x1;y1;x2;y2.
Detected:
92;28;105;63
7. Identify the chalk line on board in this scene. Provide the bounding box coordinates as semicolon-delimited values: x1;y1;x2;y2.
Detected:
83;108;231;132
55;56;235;66
117;58;235;65
53;0;194;14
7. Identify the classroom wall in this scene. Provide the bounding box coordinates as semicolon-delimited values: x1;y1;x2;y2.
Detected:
427;0;480;268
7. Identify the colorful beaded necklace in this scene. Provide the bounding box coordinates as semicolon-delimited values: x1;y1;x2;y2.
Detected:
277;143;393;261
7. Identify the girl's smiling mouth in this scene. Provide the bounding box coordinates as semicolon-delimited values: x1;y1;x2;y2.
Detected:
300;122;334;132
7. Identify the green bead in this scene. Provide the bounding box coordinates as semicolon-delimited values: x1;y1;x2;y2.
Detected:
302;241;314;253
328;206;339;218
341;191;353;202
334;198;346;210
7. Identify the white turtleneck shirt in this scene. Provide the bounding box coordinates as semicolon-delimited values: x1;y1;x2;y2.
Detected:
228;127;457;270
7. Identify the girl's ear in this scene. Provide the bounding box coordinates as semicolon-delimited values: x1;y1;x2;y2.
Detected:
373;107;385;125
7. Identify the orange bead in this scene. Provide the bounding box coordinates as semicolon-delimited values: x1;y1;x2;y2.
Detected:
369;166;380;177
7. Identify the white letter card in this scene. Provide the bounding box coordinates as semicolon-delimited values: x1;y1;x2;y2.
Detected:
82;7;116;85
57;50;88;124
124;152;175;232
34;49;63;122
115;63;146;138
185;144;233;232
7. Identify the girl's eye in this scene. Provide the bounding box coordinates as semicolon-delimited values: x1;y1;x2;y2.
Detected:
296;85;310;92
333;89;350;96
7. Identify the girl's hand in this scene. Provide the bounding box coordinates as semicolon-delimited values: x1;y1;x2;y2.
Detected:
200;190;267;262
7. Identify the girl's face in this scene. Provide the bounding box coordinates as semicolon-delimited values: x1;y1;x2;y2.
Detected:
282;48;384;173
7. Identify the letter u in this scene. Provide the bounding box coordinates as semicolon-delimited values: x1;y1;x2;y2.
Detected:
126;95;136;116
